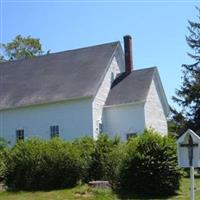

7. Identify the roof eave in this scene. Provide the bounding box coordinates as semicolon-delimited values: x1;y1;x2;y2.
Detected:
153;68;170;117
92;41;123;101
104;99;146;108
0;95;93;112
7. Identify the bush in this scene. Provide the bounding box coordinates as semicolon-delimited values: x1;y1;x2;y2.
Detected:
88;134;121;182
4;138;82;190
0;150;6;182
118;129;181;197
72;136;95;183
0;137;8;182
3;135;123;189
73;134;125;185
0;137;8;150
3;131;181;195
105;142;125;187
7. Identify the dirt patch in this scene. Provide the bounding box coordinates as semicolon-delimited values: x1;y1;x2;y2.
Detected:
75;191;94;199
0;183;6;191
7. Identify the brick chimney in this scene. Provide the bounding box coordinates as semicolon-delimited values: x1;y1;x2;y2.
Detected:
123;35;133;73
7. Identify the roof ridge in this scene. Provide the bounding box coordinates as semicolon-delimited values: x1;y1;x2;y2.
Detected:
0;41;120;66
132;66;157;72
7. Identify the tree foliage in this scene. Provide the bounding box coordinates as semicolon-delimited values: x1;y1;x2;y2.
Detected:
172;7;200;135
0;35;48;61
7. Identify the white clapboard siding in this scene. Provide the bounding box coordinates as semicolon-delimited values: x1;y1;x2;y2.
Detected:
102;102;146;140
92;56;123;139
0;98;93;145
144;78;168;135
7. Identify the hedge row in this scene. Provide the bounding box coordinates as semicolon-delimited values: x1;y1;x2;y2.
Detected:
0;130;182;197
3;139;81;190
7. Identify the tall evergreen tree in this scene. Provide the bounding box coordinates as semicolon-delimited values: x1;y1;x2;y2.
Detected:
172;7;200;135
0;55;5;63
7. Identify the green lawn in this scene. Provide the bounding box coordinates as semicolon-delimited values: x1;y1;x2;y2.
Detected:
0;184;116;200
0;178;199;200
167;177;199;200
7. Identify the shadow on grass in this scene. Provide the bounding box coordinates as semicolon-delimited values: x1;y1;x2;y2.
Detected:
2;183;181;200
5;184;76;193
115;189;180;200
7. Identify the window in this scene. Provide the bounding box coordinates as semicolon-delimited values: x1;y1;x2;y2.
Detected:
16;129;24;141
50;125;59;138
126;133;137;140
96;121;103;134
99;123;103;134
111;72;115;84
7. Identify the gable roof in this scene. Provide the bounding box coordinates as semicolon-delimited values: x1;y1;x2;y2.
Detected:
177;129;200;143
105;67;169;116
0;41;120;110
105;67;156;106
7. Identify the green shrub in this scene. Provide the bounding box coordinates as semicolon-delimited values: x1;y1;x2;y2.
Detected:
72;136;95;183
0;150;7;182
88;134;121;182
0;137;8;182
73;135;124;185
105;142;126;187
118;129;181;197
3;131;180;195
0;137;8;150
4;138;82;190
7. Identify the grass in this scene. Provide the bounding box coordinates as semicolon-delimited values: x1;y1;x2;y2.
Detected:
0;177;199;200
167;177;199;200
0;184;116;200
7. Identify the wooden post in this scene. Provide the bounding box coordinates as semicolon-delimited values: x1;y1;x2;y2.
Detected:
190;166;195;200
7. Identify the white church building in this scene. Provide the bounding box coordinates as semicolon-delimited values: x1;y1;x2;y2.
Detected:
0;35;169;144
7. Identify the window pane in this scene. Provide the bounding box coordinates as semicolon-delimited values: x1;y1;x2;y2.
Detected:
126;133;137;140
50;125;59;138
16;129;24;140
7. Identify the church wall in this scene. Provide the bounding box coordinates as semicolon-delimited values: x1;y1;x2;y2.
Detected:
0;97;93;145
92;53;124;139
144;78;168;135
102;102;146;140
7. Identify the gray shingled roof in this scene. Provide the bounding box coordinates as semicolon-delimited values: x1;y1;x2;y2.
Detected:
0;42;119;110
105;67;156;106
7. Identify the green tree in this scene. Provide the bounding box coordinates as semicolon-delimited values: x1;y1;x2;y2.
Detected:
172;7;200;135
0;35;48;61
0;55;5;63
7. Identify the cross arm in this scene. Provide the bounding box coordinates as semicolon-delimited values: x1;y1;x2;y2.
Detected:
180;143;198;147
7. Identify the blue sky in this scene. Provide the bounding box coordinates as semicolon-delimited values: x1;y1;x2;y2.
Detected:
0;0;199;108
